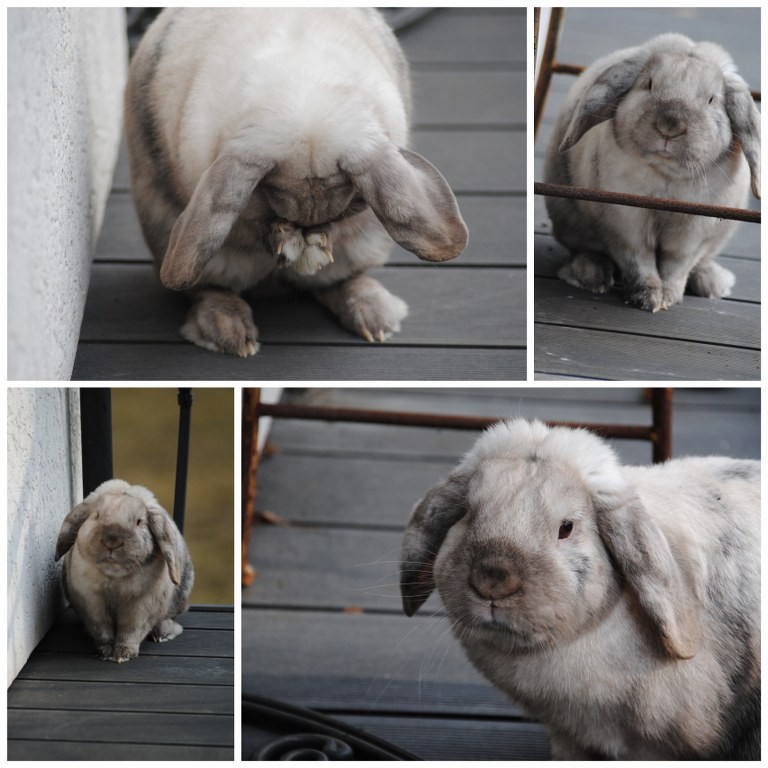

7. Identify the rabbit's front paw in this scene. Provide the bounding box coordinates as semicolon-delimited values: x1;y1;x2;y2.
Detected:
110;642;140;663
96;642;115;661
625;276;664;312
316;274;408;342
181;289;259;357
269;220;334;275
295;231;334;275
270;220;305;266
660;280;686;311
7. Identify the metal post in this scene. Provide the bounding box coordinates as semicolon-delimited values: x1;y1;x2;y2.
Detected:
651;388;673;464
242;388;262;587
533;7;565;138
80;389;113;496
174;389;193;533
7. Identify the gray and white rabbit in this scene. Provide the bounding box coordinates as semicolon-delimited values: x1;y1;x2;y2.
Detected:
544;33;760;312
124;8;468;356
55;479;194;663
401;420;760;759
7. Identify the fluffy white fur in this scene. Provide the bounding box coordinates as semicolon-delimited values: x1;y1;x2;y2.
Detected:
125;9;467;356
544;33;760;312
55;479;194;663
400;420;760;759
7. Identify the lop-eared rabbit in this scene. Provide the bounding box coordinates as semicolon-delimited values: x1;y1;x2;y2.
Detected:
55;480;194;663
400;420;760;759
125;8;468;356
544;33;760;312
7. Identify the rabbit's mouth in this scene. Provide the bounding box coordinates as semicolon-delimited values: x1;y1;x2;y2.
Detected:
465;612;559;651
96;558;132;577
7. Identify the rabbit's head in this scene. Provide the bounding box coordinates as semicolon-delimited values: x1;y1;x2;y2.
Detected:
559;33;760;198
55;479;184;585
401;420;702;660
160;114;468;291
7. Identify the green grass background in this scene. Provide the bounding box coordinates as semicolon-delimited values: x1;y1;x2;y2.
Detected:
111;388;235;605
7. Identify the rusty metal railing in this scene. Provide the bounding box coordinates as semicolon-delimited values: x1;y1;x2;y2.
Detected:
534;182;761;224
241;388;674;586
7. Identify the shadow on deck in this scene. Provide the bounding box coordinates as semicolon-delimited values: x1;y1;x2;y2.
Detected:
534;8;761;381
72;8;526;382
7;606;234;760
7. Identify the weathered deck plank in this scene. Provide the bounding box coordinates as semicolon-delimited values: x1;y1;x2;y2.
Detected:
78;265;525;347
8;606;234;761
534;7;761;381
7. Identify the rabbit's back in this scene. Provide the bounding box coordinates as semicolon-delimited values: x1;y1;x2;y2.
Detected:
128;8;410;198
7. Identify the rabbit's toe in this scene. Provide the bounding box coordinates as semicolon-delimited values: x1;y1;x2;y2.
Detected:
182;290;259;357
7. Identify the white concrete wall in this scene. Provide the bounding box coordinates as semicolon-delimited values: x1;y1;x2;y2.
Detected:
8;8;128;381
7;389;83;685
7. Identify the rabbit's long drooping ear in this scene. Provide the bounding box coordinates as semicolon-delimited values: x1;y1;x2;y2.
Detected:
344;145;468;263
400;472;469;617
161;146;275;291
559;53;648;152
724;73;761;198
146;503;182;585
54;502;91;561
595;490;703;660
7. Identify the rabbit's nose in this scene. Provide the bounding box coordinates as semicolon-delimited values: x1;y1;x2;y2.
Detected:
470;561;522;601
101;528;124;550
655;104;687;139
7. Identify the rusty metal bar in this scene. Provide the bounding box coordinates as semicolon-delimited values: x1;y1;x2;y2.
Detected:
535;181;760;224
252;401;669;449
533;7;565;138
650;388;673;463
242;388;261;587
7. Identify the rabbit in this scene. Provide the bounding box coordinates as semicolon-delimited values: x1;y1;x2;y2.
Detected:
54;479;194;663
124;8;468;357
400;420;760;759
543;33;760;312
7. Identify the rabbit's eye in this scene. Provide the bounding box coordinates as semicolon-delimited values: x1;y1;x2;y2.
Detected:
648;78;653;90
708;95;715;104
136;518;143;526
558;520;574;539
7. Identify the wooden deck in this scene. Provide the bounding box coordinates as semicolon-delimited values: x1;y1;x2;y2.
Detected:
7;606;234;760
242;387;760;760
534;8;761;381
72;8;526;382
